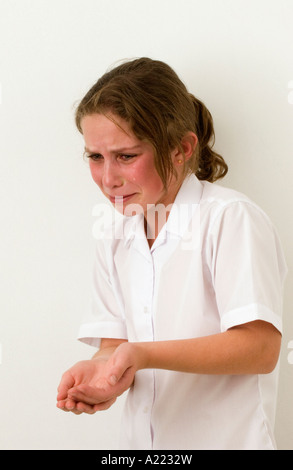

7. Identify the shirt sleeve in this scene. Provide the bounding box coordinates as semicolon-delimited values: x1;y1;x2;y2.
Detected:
208;201;287;333
77;239;128;348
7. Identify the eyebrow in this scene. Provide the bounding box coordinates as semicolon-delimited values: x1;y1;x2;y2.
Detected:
84;145;142;154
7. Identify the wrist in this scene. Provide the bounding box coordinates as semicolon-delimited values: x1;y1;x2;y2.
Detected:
131;341;152;371
92;348;115;361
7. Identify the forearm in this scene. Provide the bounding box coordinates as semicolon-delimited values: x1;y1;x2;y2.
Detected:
133;335;256;375
131;322;281;375
92;338;128;361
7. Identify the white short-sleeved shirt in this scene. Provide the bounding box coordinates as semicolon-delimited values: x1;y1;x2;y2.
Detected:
78;174;287;450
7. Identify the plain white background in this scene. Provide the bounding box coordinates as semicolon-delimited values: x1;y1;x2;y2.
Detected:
0;0;292;450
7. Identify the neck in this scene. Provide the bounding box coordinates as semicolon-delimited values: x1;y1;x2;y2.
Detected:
144;203;172;248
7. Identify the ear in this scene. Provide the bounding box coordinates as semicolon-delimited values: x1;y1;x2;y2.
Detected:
172;132;198;165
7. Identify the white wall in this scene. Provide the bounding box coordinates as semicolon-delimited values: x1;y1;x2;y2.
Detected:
0;0;292;450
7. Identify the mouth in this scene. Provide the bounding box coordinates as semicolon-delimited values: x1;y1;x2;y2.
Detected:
108;193;137;204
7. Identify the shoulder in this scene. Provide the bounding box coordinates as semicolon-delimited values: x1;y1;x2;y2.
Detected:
201;180;256;208
199;180;273;232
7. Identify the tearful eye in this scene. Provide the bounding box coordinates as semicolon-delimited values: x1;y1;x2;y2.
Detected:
85;152;103;161
118;154;137;161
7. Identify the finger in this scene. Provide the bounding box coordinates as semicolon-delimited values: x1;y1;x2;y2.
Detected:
56;398;78;412
56;400;69;410
62;398;116;414
57;371;75;401
75;401;98;415
57;399;88;415
68;384;112;405
92;397;117;411
57;398;77;411
64;398;78;410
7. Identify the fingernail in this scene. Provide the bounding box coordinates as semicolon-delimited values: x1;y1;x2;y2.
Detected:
109;375;117;385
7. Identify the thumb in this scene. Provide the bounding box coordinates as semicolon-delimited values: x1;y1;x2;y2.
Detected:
106;360;125;386
105;344;133;386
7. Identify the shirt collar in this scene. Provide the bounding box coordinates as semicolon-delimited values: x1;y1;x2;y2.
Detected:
122;174;203;248
165;173;203;238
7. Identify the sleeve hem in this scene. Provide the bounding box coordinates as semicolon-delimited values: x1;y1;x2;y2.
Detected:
77;322;128;348
220;303;282;334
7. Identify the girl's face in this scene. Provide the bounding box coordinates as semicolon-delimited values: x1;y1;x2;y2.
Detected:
81;113;183;216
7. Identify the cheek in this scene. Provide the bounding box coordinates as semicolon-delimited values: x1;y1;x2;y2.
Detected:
132;159;163;190
89;162;101;185
125;167;138;183
145;172;164;194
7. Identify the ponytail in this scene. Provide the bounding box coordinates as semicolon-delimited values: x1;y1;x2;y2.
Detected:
189;94;228;182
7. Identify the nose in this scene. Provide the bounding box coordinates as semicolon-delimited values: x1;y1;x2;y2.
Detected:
102;160;124;191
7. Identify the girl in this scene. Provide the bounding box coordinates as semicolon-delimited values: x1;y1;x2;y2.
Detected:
57;58;287;450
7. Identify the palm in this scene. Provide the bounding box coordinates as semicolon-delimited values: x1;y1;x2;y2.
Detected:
68;360;134;405
57;358;134;412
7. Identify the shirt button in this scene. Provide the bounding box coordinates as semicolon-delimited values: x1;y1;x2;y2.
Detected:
143;406;149;413
143;306;149;314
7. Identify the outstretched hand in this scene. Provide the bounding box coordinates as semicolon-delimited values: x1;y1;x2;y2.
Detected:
56;344;138;415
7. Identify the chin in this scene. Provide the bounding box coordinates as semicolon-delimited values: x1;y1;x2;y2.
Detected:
123;202;145;217
110;201;144;218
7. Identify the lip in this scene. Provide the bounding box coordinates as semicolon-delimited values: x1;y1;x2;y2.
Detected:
108;193;137;204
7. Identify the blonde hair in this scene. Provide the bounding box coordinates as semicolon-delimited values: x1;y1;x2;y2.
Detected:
75;57;228;188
